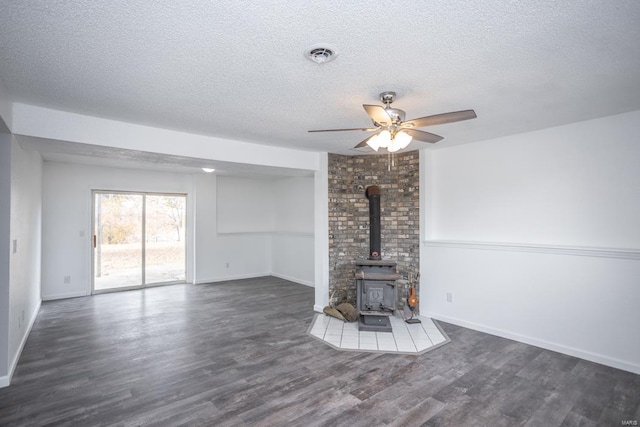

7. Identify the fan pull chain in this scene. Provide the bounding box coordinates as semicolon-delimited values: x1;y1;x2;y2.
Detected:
386;151;397;171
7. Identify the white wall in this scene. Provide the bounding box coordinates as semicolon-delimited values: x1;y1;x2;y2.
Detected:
270;234;314;286
41;162;197;299
8;139;42;382
313;153;329;311
216;176;276;233
426;110;640;247
41;164;315;297
202;175;315;286
0;78;11;132
271;177;315;286
0;132;11;385
273;177;314;234
193;174;272;283
421;110;640;374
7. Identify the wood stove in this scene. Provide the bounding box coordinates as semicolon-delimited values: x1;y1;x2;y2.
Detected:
354;185;400;332
355;260;400;332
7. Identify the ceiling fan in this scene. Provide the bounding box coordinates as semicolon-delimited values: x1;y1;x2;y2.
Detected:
308;91;477;153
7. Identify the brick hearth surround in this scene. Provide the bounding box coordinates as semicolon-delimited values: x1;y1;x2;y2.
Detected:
328;152;420;311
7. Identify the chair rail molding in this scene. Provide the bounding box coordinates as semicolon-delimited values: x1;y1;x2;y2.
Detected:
423;240;640;260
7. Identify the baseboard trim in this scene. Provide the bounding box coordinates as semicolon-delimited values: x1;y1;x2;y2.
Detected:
423;240;640;260
195;273;315;287
2;300;41;388
426;312;640;375
313;304;325;313
42;291;88;301
194;272;270;285
272;231;314;237
270;272;314;287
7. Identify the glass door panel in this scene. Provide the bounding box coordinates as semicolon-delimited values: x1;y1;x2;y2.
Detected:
145;195;186;284
93;193;143;291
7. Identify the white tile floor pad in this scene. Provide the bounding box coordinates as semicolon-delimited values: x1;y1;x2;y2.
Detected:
307;313;450;355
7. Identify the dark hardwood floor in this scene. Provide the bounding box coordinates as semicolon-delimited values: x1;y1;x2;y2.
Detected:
1;277;638;426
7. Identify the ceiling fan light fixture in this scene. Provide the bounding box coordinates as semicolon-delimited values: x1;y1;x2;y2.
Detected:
395;131;413;150
367;130;391;151
376;130;392;148
387;142;401;153
366;136;380;151
308;90;476;158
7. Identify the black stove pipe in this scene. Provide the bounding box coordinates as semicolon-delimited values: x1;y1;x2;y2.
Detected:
365;185;382;260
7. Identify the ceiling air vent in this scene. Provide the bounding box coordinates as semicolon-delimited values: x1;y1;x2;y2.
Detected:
304;45;338;64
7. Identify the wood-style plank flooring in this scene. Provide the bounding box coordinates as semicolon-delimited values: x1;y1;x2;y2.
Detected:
1;277;639;426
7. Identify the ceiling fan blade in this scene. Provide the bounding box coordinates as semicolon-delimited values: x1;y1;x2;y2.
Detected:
308;127;377;133
363;104;393;125
404;129;444;144
353;132;380;149
405;110;477;128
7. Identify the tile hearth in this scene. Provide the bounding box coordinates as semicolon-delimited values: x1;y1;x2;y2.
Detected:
308;313;450;354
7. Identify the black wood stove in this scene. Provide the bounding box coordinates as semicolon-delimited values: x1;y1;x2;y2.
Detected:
355;186;400;332
355;260;400;332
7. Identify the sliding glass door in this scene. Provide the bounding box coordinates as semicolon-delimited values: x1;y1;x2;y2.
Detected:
144;194;187;285
92;191;186;293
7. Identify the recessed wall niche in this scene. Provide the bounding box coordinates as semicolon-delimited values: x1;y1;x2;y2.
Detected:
328;152;420;310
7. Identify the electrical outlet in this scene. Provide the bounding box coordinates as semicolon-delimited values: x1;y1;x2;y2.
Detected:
12;239;17;254
226;262;230;268
64;276;71;284
446;292;453;303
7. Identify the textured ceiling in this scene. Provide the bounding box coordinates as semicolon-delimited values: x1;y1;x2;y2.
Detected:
1;0;639;159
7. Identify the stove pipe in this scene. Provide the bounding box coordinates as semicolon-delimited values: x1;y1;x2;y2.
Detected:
365;185;382;260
